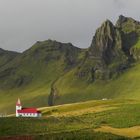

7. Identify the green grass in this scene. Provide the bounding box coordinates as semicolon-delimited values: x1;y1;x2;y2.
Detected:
131;37;140;59
40;99;140;129
0;99;139;139
133;38;140;49
1;18;140;115
40;99;134;116
119;17;140;34
1;19;140;116
0;40;83;114
35;130;130;140
2;61;140;115
50;62;140;106
0;60;63;113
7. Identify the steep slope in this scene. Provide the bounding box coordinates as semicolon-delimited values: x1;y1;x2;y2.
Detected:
116;15;140;59
53;62;140;105
0;40;84;113
76;20;128;83
0;40;83;89
51;16;140;105
0;48;19;67
1;15;140;114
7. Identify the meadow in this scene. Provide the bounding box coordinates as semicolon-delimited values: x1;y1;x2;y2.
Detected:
1;99;140;139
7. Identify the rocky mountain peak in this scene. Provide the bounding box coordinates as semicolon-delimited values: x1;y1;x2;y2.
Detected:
89;19;125;65
116;15;128;27
116;15;140;29
102;19;114;28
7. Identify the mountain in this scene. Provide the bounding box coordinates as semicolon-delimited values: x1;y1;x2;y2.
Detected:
0;40;83;89
1;15;140;114
77;20;128;83
116;15;140;60
0;48;19;68
50;15;140;105
0;40;85;113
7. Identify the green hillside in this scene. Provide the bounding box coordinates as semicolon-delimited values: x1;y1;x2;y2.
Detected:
1;99;140;139
0;40;84;113
1;61;140;114
53;62;140;104
1;15;140;114
52;15;140;105
0;48;19;67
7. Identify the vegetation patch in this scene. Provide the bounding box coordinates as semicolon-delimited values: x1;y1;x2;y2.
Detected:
95;125;140;138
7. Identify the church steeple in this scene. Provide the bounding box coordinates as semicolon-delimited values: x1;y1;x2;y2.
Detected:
16;98;22;117
16;98;21;106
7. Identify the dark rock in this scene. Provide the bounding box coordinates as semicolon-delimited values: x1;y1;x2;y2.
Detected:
76;19;129;82
89;20;126;65
116;15;128;28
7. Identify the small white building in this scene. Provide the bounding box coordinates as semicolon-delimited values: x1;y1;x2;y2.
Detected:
16;98;41;117
102;98;108;101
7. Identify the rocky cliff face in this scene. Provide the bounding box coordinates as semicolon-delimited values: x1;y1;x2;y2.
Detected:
2;16;137;88
47;16;140;105
116;15;140;32
89;20;126;64
0;15;140;107
77;19;128;82
116;15;140;60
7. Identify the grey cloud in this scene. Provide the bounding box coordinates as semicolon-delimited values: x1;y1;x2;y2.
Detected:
0;0;140;52
113;0;125;8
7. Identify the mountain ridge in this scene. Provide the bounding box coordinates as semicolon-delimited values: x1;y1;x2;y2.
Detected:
1;15;140;113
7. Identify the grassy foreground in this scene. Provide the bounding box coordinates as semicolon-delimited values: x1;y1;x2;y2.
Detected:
1;99;140;139
2;61;140;115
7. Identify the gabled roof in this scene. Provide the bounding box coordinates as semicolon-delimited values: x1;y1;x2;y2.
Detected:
16;98;21;106
17;108;41;114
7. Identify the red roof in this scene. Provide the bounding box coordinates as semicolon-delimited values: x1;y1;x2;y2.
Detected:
16;98;21;106
17;108;40;114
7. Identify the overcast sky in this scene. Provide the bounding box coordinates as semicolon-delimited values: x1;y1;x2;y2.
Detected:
0;0;140;52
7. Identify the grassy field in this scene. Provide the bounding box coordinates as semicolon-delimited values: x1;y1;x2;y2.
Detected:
95;126;140;138
1;61;140;116
1;99;140;139
1;37;140;115
53;62;140;105
1;15;140;117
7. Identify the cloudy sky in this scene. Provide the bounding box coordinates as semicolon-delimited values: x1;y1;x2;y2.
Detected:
0;0;140;52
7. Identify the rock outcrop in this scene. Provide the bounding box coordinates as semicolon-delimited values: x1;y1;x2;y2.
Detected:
77;19;128;82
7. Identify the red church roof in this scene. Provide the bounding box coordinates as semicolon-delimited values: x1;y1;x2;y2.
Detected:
17;108;40;114
16;98;21;106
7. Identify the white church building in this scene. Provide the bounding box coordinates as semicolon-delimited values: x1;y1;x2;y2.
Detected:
16;98;41;117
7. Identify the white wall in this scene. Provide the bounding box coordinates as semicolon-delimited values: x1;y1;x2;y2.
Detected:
18;113;41;117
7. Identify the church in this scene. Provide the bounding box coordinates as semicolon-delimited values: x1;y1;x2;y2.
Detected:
16;98;41;117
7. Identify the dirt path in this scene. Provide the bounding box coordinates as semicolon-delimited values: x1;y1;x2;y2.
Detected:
94;125;140;138
52;106;117;117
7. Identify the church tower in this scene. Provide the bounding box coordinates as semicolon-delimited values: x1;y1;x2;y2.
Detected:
16;98;22;117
